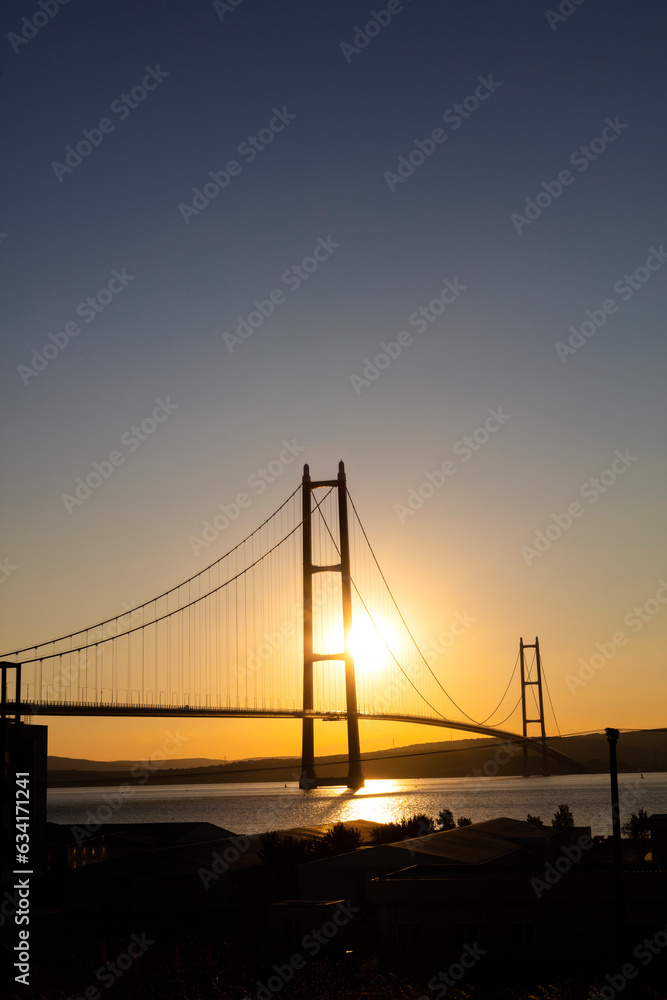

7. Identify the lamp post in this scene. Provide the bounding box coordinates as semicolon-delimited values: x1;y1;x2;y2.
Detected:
606;727;625;946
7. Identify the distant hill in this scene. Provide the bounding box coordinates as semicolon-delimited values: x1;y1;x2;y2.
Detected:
47;730;667;787
48;755;229;771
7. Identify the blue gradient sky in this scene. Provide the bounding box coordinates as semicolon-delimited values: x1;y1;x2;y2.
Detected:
2;0;666;761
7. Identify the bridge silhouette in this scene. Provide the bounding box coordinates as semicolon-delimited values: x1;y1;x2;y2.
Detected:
1;462;561;787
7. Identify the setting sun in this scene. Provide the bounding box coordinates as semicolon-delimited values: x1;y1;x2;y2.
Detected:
348;615;396;673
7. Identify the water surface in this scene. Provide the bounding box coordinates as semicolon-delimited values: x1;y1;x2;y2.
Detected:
47;771;667;836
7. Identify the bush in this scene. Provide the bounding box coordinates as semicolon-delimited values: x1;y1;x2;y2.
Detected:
315;823;364;857
403;812;436;836
370;812;436;845
258;830;313;868
436;808;455;831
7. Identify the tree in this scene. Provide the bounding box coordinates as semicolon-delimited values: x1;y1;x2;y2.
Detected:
315;823;364;857
457;816;472;828
551;803;574;829
621;808;651;839
258;831;313;868
436;808;455;831
369;813;436;845
403;813;436;837
526;814;543;827
370;823;396;845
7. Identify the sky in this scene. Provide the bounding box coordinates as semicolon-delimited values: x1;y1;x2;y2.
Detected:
2;0;666;764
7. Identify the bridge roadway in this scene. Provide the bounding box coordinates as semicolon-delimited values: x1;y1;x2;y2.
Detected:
8;700;579;767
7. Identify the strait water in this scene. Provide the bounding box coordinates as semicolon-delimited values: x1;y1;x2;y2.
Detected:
47;771;667;837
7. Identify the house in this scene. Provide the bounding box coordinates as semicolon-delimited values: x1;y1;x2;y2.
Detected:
55;821;237;869
370;862;667;968
266;899;356;957
297;818;594;906
49;822;268;913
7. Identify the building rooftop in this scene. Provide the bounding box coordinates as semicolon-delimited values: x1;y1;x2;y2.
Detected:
378;862;667;880
47;820;236;845
392;817;586;865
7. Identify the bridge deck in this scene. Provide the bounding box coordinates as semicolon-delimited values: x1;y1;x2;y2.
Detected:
7;700;554;751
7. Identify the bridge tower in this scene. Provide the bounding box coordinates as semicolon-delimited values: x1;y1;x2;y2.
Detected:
300;462;364;790
1;662;22;871
519;637;549;777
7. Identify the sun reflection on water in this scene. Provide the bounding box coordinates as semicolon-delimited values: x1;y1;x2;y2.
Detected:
326;778;425;827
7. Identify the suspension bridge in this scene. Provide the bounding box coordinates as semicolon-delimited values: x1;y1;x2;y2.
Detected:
1;462;563;788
